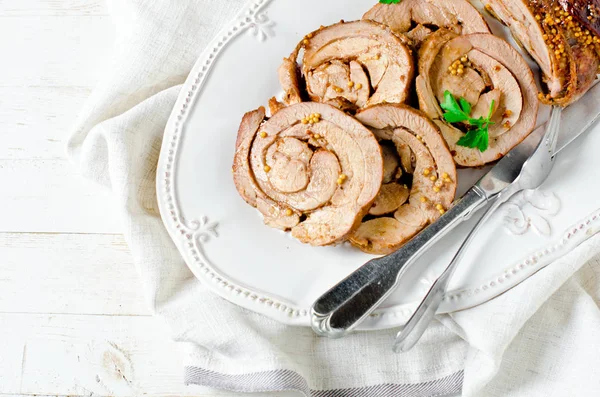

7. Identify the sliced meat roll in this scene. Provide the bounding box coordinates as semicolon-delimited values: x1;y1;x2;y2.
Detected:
482;0;600;106
416;30;539;166
364;0;490;47
233;103;383;246
278;20;414;112
349;104;457;255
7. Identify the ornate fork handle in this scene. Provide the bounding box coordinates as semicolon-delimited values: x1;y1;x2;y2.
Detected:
392;189;511;352
311;187;488;337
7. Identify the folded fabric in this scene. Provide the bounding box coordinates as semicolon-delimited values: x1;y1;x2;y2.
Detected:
68;1;600;395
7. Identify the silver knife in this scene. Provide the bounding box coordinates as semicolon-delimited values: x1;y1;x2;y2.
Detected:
311;81;600;338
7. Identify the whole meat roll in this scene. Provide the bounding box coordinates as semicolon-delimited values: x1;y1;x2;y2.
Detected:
233;103;383;246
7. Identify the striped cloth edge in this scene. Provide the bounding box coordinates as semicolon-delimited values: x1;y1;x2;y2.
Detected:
185;367;463;397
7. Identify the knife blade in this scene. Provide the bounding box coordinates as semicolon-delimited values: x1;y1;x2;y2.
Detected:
310;81;600;338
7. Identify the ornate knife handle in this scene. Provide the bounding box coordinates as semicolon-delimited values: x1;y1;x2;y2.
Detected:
310;187;488;338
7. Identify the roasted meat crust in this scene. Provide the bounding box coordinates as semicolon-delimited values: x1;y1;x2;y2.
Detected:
482;0;600;106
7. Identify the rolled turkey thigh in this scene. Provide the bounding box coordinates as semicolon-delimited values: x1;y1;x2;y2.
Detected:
417;30;539;166
233;102;383;246
350;104;457;255
278;20;414;112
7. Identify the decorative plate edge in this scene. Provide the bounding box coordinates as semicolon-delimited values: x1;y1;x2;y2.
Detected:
362;208;600;329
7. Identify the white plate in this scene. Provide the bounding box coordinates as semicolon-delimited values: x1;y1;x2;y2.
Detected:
156;0;600;329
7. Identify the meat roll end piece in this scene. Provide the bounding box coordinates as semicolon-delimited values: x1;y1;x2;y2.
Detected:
482;0;600;106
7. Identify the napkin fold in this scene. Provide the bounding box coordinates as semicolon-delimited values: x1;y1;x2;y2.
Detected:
68;1;600;395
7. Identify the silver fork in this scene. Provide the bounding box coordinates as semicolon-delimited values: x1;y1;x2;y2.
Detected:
392;106;563;353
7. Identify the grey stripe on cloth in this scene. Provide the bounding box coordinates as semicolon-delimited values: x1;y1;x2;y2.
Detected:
185;367;463;397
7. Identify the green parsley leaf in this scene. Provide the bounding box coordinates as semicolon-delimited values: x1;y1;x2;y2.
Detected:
457;128;489;152
487;99;496;120
440;90;469;123
379;0;402;4
469;116;486;128
440;91;496;153
459;97;472;115
443;111;470;124
440;90;463;115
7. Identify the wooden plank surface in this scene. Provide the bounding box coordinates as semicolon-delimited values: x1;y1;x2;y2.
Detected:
0;159;122;233
0;1;120;234
0;233;149;315
0;0;109;16
0;313;197;396
0;87;93;160
0;313;297;396
0;17;114;87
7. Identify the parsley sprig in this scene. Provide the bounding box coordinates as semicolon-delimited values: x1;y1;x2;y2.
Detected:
440;90;495;153
379;0;402;4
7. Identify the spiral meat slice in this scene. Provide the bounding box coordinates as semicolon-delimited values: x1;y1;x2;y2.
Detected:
364;0;490;46
278;20;414;112
233;103;383;246
482;0;600;106
349;104;457;255
416;31;539;166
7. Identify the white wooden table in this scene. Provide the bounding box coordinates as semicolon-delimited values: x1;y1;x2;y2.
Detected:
0;1;227;395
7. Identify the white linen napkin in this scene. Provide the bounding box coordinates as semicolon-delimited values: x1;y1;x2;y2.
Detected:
67;1;600;395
